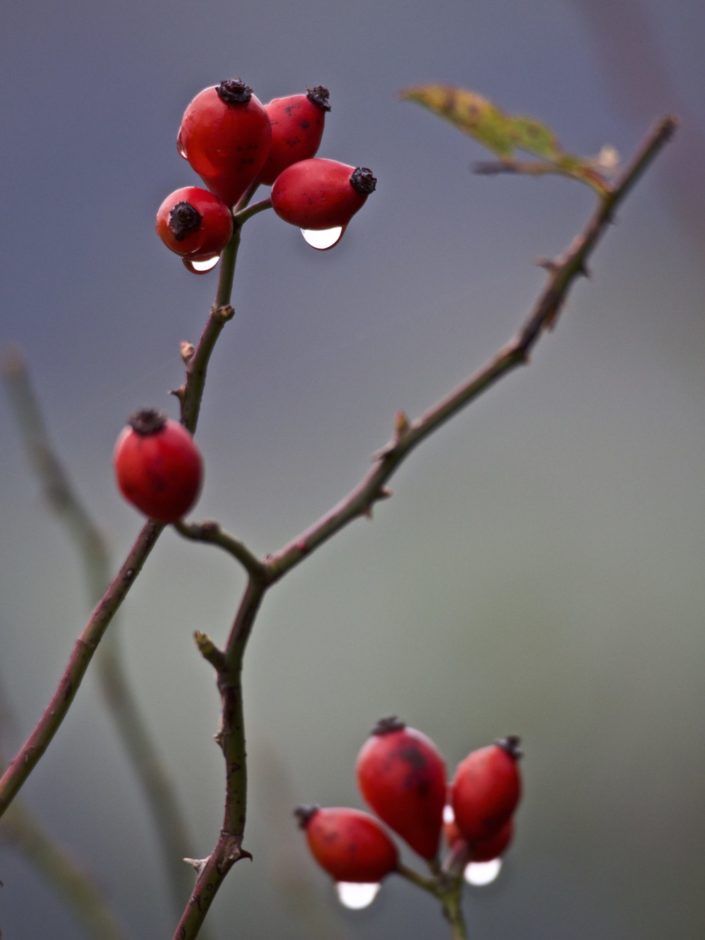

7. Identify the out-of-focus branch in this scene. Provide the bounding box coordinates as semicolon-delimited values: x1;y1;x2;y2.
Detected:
1;349;200;915
1;799;126;940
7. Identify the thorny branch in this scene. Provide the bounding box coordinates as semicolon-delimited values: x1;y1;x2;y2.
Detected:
170;117;677;940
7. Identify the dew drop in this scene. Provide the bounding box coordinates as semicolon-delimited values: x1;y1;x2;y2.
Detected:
300;226;345;251
443;804;455;824
336;882;381;910
176;131;188;160
182;254;220;276
464;858;502;887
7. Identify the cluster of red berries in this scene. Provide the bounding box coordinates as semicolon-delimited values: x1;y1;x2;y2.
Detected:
113;410;203;523
156;78;376;268
296;717;522;886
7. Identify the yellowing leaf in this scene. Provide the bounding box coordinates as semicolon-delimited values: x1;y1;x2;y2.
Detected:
401;84;614;194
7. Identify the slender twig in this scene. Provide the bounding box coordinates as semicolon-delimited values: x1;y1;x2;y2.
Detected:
1;349;200;918
172;578;266;940
264;115;677;581
170;118;676;939
2;800;126;940
174;520;265;579
0;194;248;819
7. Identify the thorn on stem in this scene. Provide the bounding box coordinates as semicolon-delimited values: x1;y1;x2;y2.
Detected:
536;257;558;273
180;341;196;363
394;410;411;441
170;385;186;402
214;304;235;322
183;856;210;875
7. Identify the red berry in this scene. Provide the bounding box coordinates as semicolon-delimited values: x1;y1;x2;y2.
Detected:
469;818;514;862
113;410;203;523
155;187;233;259
177;79;271;206
295;806;398;883
450;736;522;844
271;158;376;230
258;86;330;185
356;717;446;860
444;812;514;861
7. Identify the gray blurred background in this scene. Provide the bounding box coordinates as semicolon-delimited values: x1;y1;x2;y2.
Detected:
1;1;704;937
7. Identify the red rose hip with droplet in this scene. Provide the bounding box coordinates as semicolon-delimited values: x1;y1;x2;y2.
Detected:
450;736;522;844
178;78;271;206
295;806;399;883
271;158;376;230
356;717;446;860
113;410;203;523
155;186;233;259
258;85;331;185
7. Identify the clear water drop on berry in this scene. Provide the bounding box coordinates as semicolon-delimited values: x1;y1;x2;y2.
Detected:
300;226;345;251
464;858;502;887
336;882;381;910
176;131;188;160
182;255;220;276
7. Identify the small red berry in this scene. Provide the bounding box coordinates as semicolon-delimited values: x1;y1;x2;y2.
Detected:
295;806;398;883
450;736;522;844
356;717;446;860
155;187;233;259
258;86;331;185
113;410;203;523
444;813;514;862
271;158;376;230
177;79;272;206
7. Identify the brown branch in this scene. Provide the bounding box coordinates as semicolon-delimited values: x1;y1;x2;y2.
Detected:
173;579;265;939
265;116;677;582
170;117;676;939
0;215;247;819
174;520;266;579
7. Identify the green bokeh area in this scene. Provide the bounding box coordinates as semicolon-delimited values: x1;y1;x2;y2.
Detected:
1;1;704;938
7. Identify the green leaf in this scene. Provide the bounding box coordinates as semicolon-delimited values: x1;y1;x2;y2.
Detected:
401;84;616;194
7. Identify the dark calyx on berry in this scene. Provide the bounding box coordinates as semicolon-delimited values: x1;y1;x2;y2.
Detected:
127;409;167;436
306;85;331;111
371;716;406;736
495;735;523;760
351;167;377;195
294;805;319;828
168;202;202;241
216;79;253;105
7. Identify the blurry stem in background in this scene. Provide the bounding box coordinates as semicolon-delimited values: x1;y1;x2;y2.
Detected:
171;117;677;940
1;797;126;940
0;188;257;822
0;351;200;923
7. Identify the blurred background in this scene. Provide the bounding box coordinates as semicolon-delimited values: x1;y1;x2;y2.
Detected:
1;1;704;937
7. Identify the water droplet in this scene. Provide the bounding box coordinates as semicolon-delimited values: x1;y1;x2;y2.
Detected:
336;882;381;910
182;254;220;276
464;858;502;887
443;804;455;824
300;226;345;251
176;131;188;160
